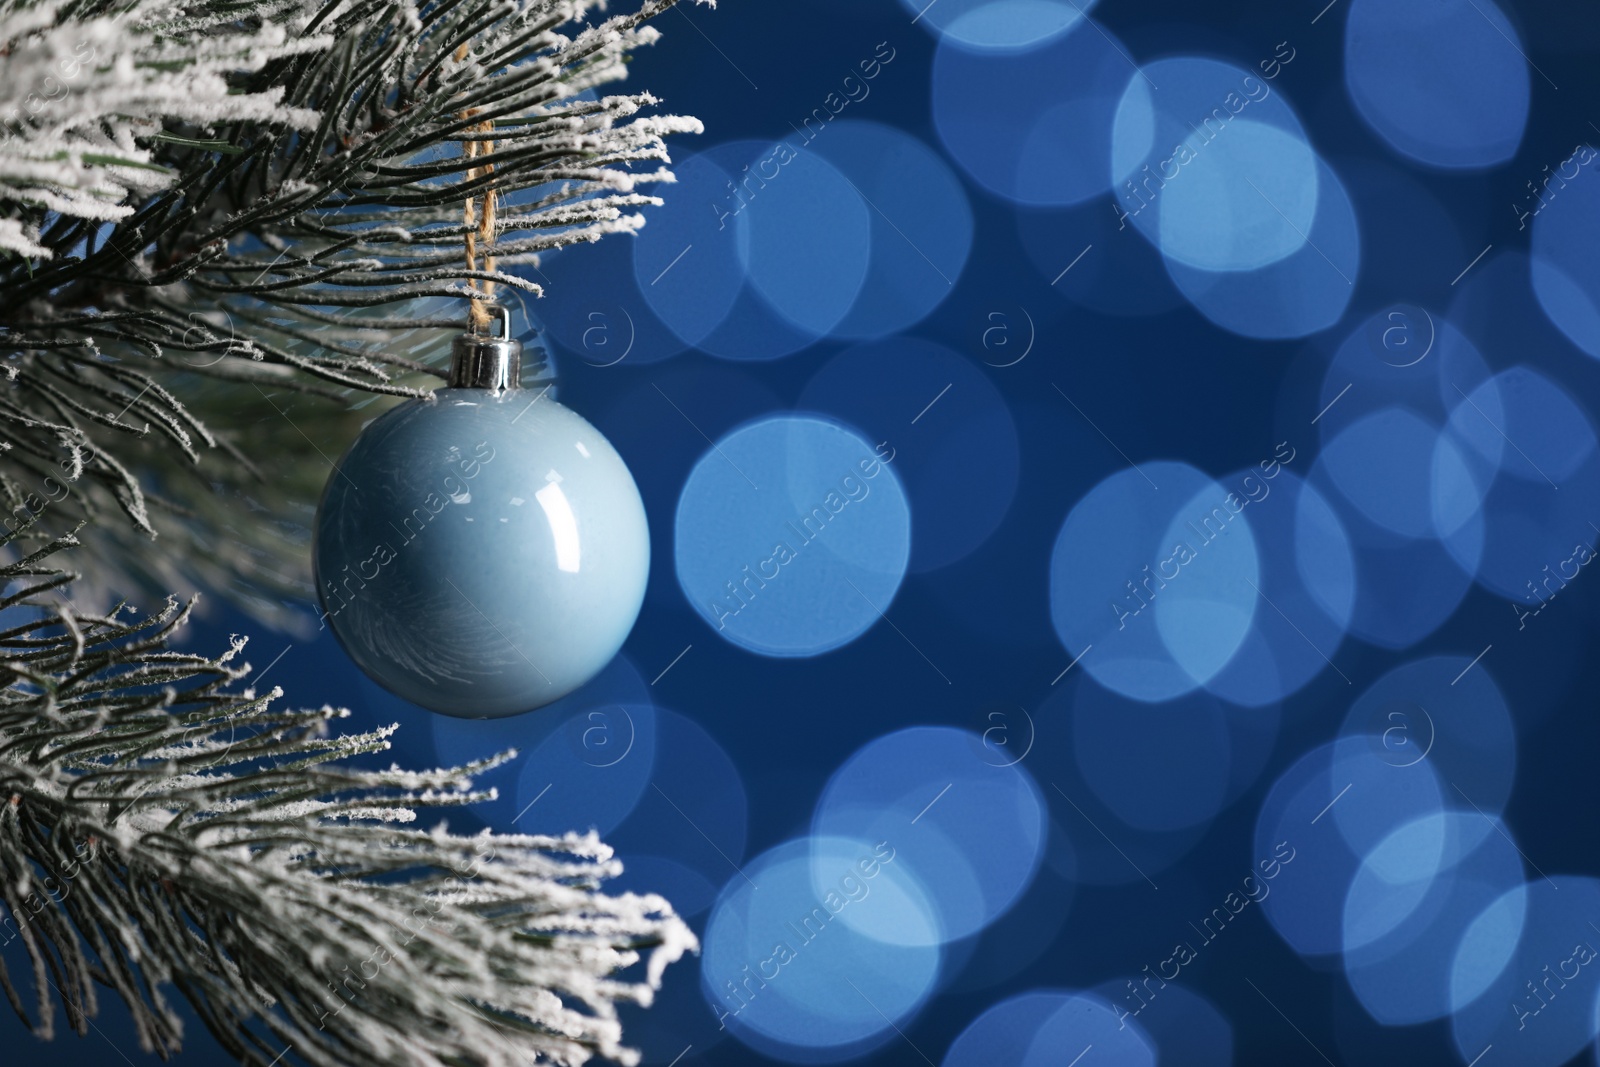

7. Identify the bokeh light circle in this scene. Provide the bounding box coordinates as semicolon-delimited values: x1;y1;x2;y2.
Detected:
908;0;1099;52
636;140;872;361
675;415;911;657
1305;453;1476;649
1344;0;1530;169
1162;154;1359;339
733;143;872;338
1448;366;1597;485
1532;147;1600;358
1452;877;1600;1067
513;700;658;837
702;835;942;1060
1321;407;1451;539
812;726;1046;944
1049;461;1260;703
1112;57;1315;271
1343;810;1525;1025
1316;309;1497;447
1255;739;1444;957
1089;980;1234;1067
1440;367;1600;600
632;149;744;347
1157;119;1318;271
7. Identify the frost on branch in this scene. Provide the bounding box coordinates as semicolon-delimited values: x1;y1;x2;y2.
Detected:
0;528;697;1066
0;0;328;258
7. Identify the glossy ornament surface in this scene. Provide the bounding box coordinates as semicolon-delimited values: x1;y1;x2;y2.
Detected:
314;387;650;717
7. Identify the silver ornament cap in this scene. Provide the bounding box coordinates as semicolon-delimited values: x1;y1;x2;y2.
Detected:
449;306;521;394
446;305;558;397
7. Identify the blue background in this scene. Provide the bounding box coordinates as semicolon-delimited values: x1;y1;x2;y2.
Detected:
14;0;1600;1064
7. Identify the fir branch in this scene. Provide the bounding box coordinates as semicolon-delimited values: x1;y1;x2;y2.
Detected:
0;530;697;1066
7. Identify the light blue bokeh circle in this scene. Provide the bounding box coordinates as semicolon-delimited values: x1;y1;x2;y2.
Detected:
675;415;910;657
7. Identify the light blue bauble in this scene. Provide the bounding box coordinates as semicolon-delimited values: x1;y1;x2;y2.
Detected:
313;389;650;717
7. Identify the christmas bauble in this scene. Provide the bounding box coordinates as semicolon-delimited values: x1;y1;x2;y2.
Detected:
313;320;649;717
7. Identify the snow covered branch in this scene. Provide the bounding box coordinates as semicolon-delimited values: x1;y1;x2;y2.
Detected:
0;528;697;1065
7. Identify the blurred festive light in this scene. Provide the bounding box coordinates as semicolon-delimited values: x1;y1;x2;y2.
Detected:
1316;311;1496;443
1321;407;1457;539
1160;119;1318;271
733;142;872;338
1162;153;1359;338
1112;57;1315;271
942;990;1157;1067
1531;148;1600;358
942;991;1085;1066
1342;811;1482;955
1344;811;1525;1025
1451;451;1600;604
1027;992;1160;1064
675;415;911;657
1451;877;1600;1067
1049;461;1261;703
1326;734;1448;860
811;726;1046;944
1255;740;1444;956
809;121;973;340
1201;470;1355;707
1448;367;1596;485
635;139;872;361
1305;447;1477;649
932;18;1129;205
1448;878;1528;1015
798;337;1019;572
1439;367;1600;600
907;0;1098;52
1344;0;1530;169
701;836;943;1061
1304;310;1534;638
1450;248;1600;395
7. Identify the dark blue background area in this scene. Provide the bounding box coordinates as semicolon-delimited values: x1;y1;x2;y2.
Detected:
12;0;1600;1064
